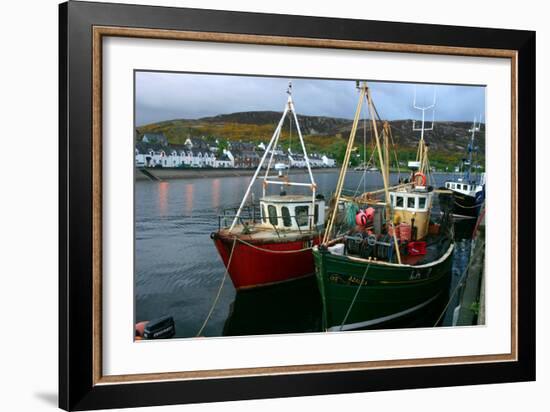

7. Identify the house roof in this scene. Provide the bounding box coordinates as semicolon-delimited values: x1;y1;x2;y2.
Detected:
141;132;168;144
135;141;166;154
231;141;256;151
186;137;209;148
234;150;259;158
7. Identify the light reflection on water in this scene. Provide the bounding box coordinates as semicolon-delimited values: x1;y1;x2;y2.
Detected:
135;171;476;338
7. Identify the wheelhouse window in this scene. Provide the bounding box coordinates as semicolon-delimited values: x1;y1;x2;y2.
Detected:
295;205;309;227
418;197;427;209
281;206;292;227
396;195;404;208
407;197;416;209
268;205;278;225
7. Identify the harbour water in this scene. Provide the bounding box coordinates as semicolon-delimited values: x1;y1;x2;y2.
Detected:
135;171;481;338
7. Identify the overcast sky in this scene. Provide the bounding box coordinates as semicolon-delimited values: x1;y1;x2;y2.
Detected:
135;71;485;126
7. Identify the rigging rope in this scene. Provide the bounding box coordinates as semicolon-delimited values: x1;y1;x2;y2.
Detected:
196;237;237;337
287;113;292;177
432;240;485;327
363;103;367;194
387;126;402;181
339;262;371;331
352;139;377;197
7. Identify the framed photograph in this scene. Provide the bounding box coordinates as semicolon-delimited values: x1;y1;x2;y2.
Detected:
59;1;535;410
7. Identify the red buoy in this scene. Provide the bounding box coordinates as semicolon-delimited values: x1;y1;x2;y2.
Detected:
355;211;368;227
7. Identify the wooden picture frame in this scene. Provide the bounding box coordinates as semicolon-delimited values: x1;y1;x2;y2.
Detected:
59;1;535;410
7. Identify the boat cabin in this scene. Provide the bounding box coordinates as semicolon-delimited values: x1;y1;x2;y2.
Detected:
259;195;325;231
389;188;433;240
445;180;483;197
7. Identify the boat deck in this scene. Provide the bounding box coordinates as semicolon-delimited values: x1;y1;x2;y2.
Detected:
340;234;452;266
217;224;319;244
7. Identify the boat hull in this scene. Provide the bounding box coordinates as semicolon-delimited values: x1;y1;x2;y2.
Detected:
451;190;484;218
313;242;454;331
213;234;318;290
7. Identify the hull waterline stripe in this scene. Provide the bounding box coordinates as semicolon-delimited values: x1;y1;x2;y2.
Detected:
327;292;442;331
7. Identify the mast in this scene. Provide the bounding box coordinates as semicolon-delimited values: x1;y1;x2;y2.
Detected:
465;117;480;182
322;82;366;244
323;82;401;263
229;82;317;232
366;87;402;264
383;122;391;190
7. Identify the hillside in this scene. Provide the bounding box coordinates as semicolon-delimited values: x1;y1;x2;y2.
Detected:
137;111;485;170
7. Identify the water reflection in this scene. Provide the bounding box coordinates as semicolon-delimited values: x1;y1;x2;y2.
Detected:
211;178;221;209
184;183;194;215
158;181;169;217
223;276;322;336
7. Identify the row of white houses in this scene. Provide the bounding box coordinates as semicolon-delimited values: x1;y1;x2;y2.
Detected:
135;147;336;169
135;147;232;168
288;154;335;168
135;133;336;169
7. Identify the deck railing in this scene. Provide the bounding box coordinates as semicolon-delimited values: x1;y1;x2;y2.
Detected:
217;205;320;234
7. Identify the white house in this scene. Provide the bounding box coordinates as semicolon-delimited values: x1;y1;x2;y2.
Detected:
288;154;307;168
222;149;235;167
308;154;324;168
202;150;216;167
135;148;147;167
322;155;336;167
163;149;180;168
214;154;232;168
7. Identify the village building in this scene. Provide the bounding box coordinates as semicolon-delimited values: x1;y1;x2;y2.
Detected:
184;137;209;150
288;153;307;168
141;132;168;146
214;154;232;168
322;155;336;167
135;134;335;169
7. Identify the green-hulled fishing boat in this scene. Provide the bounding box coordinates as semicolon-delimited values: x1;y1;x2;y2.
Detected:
313;82;455;331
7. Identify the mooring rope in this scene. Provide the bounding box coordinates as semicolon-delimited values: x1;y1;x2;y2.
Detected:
196;237;237;337
339;263;371;331
432;240;485;327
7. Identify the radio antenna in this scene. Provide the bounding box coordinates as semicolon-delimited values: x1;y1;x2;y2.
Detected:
411;86;437;175
412;86;437;143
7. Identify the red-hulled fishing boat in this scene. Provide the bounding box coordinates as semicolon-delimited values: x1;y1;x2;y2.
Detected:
211;83;325;289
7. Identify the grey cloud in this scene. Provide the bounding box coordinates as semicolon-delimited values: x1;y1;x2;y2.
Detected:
135;71;485;126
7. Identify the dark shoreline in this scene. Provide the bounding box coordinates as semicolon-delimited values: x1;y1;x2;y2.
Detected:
135;167;341;181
